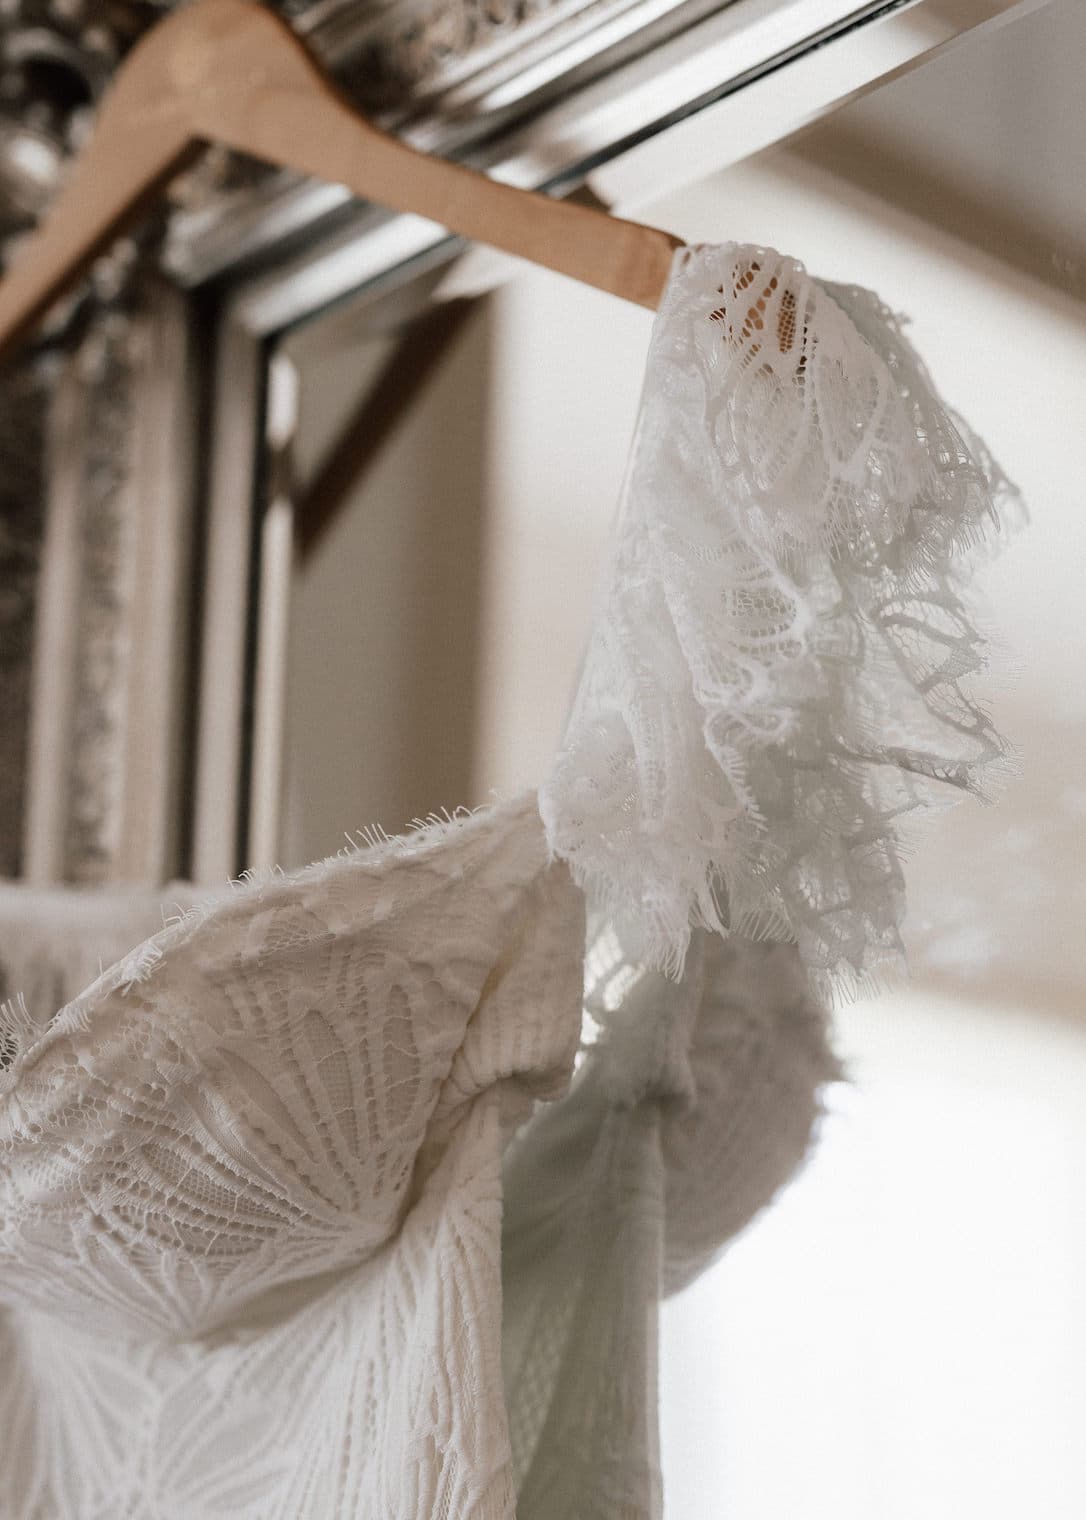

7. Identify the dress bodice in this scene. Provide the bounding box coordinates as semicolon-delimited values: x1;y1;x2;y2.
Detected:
0;798;582;1340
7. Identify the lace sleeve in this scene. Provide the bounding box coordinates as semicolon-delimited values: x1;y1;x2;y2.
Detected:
539;242;1020;999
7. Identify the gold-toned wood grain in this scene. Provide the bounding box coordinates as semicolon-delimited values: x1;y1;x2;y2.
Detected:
0;0;683;363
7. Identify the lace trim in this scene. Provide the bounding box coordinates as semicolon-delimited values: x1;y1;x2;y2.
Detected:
0;799;518;1095
541;243;1020;999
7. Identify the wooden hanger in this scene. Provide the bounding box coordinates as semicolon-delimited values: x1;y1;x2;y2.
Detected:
0;0;684;364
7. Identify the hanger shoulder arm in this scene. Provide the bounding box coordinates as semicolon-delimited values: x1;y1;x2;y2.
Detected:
179;0;685;309
0;0;685;363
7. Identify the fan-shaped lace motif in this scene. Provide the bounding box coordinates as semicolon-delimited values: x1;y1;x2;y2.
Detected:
541;243;1019;997
0;798;586;1518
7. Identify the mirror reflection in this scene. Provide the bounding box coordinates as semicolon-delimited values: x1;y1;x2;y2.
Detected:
276;300;491;866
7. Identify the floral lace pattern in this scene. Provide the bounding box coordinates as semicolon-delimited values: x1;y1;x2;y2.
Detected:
541;244;1017;997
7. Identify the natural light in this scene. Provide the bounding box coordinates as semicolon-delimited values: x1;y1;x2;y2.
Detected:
660;991;1086;1518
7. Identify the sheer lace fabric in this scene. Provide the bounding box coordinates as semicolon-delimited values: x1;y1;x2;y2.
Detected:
502;933;838;1518
541;244;1017;997
0;243;1014;1519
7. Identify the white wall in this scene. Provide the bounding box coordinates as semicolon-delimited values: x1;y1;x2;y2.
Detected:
660;985;1086;1519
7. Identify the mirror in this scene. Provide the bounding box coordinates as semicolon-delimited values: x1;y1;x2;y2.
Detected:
265;265;654;870
268;296;491;868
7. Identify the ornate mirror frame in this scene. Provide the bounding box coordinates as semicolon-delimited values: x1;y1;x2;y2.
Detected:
0;0;1045;887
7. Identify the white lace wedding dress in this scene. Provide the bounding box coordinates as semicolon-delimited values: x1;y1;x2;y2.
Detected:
0;245;1016;1519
